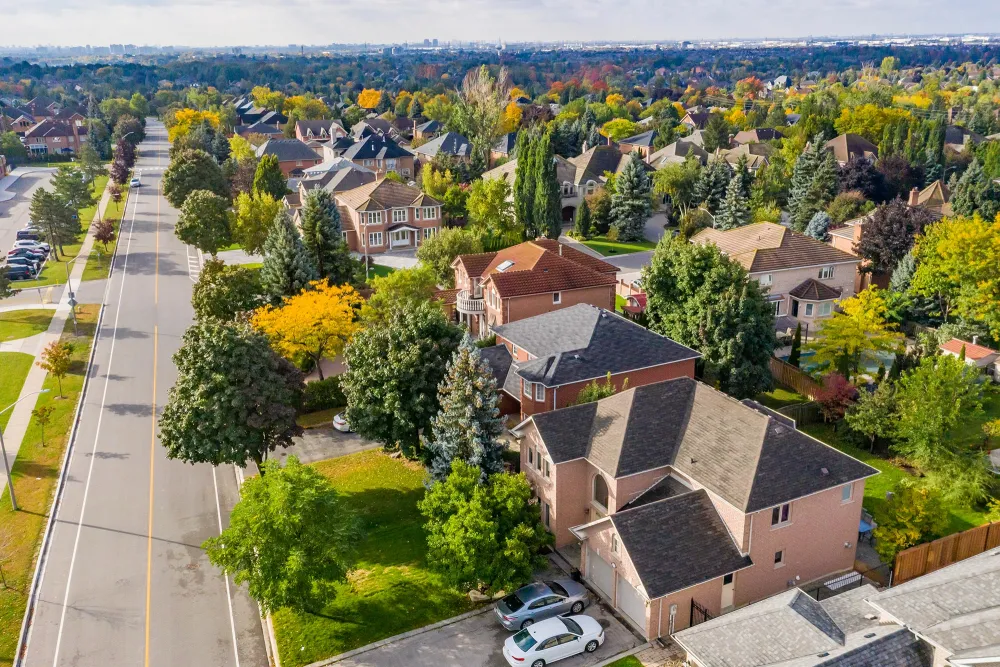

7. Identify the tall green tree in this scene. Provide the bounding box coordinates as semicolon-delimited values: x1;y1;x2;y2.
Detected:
341;301;463;457
573;200;592;238
232;190;280;256
51;165;94;213
252;154;289;200
191;258;265;322
693;158;730;213
0;131;28;162
162;149;228;208
532;132;562;239
158;320;304;470
175;189;233;256
418;461;552;594
845;382;897;450
77;142;106;185
610;155;652;241
702;113;732;153
29;188;77;258
416;228;483;287
715;174;751;230
299;189;356;285
259;211;319;303
452;65;511;169
361;265;441;322
788;135;837;231
788;323;803;367
424;335;505;482
513;130;537;237
203;456;361;614
465;177;520;249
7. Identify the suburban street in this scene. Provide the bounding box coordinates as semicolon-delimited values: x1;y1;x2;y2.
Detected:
0;168;56;261
22;121;268;667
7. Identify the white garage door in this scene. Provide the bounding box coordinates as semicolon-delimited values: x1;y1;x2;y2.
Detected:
616;574;647;632
587;547;614;600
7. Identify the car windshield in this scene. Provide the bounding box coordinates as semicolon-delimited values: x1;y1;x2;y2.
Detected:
501;593;525;612
512;629;537;651
546;581;568;597
560;617;583;635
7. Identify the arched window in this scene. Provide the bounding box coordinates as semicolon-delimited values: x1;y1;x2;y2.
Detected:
561;181;574;196
593;475;609;511
586;180;597;195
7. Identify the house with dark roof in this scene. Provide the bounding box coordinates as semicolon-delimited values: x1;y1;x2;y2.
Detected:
447;240;618;337
647;139;709;169
491;131;518;165
731;128;783;147
254;138;323;177
413;119;442;141
234;120;285;139
824;134;878;166
341;133;415;179
481;154;582;223
350;118;393;140
411;131;472;166
334;178;442;254
681;111;711;129
617;129;658;159
294;120;347;144
481;304;699;418
23;118;88;155
692;223;860;332
512;377;878;640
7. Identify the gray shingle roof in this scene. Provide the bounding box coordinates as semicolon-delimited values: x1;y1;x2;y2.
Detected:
528;378;877;511
789;278;842;301
255;139;321;162
412;131;472;158
619;129;657;148
492;304;699;388
479;345;514;395
342;134;413;160
611;490;752;599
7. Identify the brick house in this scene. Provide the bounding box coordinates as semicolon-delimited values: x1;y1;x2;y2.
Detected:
294;120;348;144
23;119;88;156
447;239;618;336
479;304;699;418
617;130;658;159
512;378;877;639
692;223;859;335
334;178;442;254
254;138;323;177
341;133;416;179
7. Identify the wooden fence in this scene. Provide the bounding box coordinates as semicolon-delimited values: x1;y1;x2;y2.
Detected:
893;521;1000;585
778;401;823;426
769;357;822;399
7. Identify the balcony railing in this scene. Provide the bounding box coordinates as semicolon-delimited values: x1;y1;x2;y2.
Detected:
456;290;485;314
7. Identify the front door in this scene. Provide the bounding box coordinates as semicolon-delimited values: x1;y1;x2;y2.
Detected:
721;573;735;610
390;230;410;248
791;299;799;317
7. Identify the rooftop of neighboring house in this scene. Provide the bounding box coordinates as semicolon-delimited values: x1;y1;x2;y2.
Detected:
336;178;440;212
939;337;998;361
485;304;699;391
716;142;773;169
788;277;842;301
692;222;859;274
24;119;86;139
619;129;657;148
519;377;877;512
351;118;393;139
298;159;376;194
412;131;472;159
26;95;58;111
674;585;931;667
732;128;783;144
415;119;442;134
255;138;321;163
53;105;86;121
647;139;709;168
568;145;649;185
295;119;345;139
910;179;952;217
342;133;413;161
257;110;287;126
824;134;878;163
944;124;984;149
481;154;577;185
867;547;1000;664
235;121;284;137
493;131;518;155
682;110;711;128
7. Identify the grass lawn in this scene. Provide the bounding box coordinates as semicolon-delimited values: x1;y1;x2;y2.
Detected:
365;264;395;282
0;352;34;431
756;385;809;410
217;242;243;252
272;450;476;667
241;262;263;270
605;657;644;667
0;305;99;666
296;407;338;429
81;182;130;282
582;235;657;256
0;310;54;343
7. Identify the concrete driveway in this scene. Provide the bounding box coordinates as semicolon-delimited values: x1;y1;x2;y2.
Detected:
326;595;641;667
245;426;381;475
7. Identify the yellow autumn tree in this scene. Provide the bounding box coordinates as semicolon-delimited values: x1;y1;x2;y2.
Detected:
357;88;383;109
251;85;286;112
605;93;626;108
252;281;363;380
509;86;529;101
502;101;523;133
168;108;221;143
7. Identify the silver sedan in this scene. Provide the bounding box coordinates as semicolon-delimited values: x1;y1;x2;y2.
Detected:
495;579;590;630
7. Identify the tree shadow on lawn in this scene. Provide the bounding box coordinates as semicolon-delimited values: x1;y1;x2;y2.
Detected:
341;486;429;568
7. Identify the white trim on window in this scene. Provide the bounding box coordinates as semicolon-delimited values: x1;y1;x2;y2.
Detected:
367;231;383;246
423;227;437;239
774;550;785;568
523;380;532;397
805;303;814;317
553;292;561;304
534;383;545;402
759;274;773;286
841;483;854;503
819;266;835;280
422;206;438;220
819;302;833;316
392;208;407;223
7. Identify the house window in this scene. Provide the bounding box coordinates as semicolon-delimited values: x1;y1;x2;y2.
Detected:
771;503;791;526
612;534;619;553
759;274;773;286
561;182;574;196
593;475;609;510
544;502;551;528
392;208;407;223
534;384;545;402
523;380;532;397
841;483;853;503
423;227;437;239
528;447;534;465
772;300;782;317
553;292;561;304
805;303;814;317
723;573;733;585
586;180;597;195
364;159;374;167
367;232;383;246
536;453;542;472
774;550;785;568
511;344;520;357
414;208;421;220
423;206;438;220
402;168;411;176
386;159;397;170
296;160;303;167
544;460;550;478
819;266;835;280
341;231;348;242
819;302;833;316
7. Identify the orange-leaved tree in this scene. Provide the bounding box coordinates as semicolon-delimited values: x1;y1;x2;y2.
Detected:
357;89;383;110
251;281;362;380
37;340;74;398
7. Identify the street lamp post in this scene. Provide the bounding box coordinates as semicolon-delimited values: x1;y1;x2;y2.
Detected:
0;389;51;511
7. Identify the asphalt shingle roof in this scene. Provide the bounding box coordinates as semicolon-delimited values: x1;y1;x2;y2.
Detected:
529;378;877;511
492;304;699;387
255;139;321;162
412;131;472;158
789;278;842;301
692;223;859;274
342;134;413;161
335;178;440;211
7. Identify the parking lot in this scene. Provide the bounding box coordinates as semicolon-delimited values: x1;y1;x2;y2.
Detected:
0;169;57;282
327;591;641;667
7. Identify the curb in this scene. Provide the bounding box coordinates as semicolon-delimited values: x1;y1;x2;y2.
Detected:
303;606;494;667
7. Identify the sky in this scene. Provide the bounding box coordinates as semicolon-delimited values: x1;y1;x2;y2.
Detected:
1;0;1000;47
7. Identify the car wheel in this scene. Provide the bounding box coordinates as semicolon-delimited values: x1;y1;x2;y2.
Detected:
570;601;584;614
585;640;599;653
531;660;545;667
520;618;534;630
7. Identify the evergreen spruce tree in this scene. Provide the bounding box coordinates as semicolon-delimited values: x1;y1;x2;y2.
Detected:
573;201;592;239
513;130;537;237
299;190;356;285
408;96;423;118
890;251;917;293
735;154;752;200
715;175;751;230
789;323;802;368
609;155;652;241
787;134;822;226
253;154;289;200
423;335;505;482
532;132;562;239
805;211;831;241
694;159;731;213
260;211;319;303
789;136;837;231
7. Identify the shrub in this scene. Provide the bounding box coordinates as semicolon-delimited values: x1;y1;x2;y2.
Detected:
302;376;346;413
873;481;949;563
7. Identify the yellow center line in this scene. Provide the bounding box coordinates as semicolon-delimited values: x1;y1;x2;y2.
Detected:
146;324;157;667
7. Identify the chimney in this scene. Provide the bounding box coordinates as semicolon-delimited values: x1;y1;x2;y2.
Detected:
908;187;920;207
559;244;563;256
973;335;979;346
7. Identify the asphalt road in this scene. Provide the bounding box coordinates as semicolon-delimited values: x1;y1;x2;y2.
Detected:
0;168;56;262
23;122;268;667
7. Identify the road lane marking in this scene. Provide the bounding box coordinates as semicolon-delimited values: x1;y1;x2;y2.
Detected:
50;155;143;667
145;324;157;667
213;467;243;667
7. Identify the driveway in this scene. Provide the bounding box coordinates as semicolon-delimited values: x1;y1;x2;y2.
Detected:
0;168;57;260
326;591;641;667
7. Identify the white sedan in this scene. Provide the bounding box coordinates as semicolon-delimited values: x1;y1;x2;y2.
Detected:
503;614;605;667
129;176;141;187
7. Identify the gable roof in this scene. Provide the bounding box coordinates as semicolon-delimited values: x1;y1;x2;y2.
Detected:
825;134;878;163
648;140;709;168
415;119;442;134
526;378;877;512
492;304;699;387
342;133;413;161
335;178;440;211
692;223;859;273
351;118;393;139
789;278;842;301
611;490;752;599
683;111;711;128
481;154;576;185
412;131;472;158
24;119;84;139
619;129;657;148
568;145;643;185
732;128;783;144
236;121;284;137
939;337;998;361
493;131;518;154
255;138;321;163
296;119;345;138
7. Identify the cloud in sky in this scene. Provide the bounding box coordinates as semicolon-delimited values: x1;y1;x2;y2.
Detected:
1;0;998;47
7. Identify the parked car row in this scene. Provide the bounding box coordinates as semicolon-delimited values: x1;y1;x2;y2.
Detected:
497;580;605;667
5;223;51;281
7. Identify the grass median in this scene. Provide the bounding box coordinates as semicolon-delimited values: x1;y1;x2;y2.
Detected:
0;304;99;666
81;183;130;282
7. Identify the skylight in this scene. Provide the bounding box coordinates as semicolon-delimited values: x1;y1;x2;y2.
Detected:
496;260;515;272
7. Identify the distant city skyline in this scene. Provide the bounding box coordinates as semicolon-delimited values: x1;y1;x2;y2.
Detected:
2;0;1000;48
